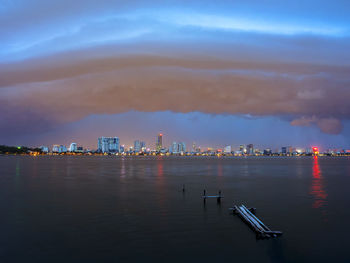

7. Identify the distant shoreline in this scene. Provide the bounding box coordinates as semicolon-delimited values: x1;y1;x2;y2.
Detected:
1;153;349;157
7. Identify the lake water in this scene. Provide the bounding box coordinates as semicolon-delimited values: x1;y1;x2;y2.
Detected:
1;155;350;262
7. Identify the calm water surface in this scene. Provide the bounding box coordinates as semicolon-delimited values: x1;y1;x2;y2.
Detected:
1;156;350;262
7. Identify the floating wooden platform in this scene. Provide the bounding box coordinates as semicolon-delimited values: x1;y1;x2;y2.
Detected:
230;205;282;239
201;190;223;202
202;195;224;198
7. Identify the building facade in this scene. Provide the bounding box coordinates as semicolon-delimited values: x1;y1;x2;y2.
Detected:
247;144;254;155
239;145;245;154
156;134;163;152
224;145;232;153
52;145;67;153
40;146;49;153
98;137;120;153
134;140;141;152
69;143;77;152
178;142;186;153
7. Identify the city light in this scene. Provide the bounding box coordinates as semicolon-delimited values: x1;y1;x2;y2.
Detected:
1;138;350;157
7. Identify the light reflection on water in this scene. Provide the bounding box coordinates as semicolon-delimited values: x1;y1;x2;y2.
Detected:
120;157;126;178
310;156;328;210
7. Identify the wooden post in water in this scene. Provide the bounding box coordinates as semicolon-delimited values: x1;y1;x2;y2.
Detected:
217;190;222;203
182;184;185;193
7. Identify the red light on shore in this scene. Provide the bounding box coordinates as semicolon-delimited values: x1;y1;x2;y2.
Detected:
312;146;319;155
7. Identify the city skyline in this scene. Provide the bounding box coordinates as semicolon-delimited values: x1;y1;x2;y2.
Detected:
28;132;349;154
3;113;350;150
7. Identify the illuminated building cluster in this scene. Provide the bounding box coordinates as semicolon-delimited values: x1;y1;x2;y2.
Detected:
2;134;350;156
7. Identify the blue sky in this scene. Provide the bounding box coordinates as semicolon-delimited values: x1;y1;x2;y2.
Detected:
0;0;350;149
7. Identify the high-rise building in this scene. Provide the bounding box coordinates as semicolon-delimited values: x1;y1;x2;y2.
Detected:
52;145;60;153
281;146;292;154
98;137;120;153
69;143;77;152
40;146;49;153
192;142;196;152
178;142;186;153
170;142;186;153
140;141;146;152
59;145;67;153
133;140;146;152
239;145;245;153
224;145;232;153
264;148;272;155
156;133;163;152
52;145;67;153
120;145;125;153
247;144;254;155
171;141;178;153
76;146;84;153
134;140;141;152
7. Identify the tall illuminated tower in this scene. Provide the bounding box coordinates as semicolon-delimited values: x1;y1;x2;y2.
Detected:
156;133;163;151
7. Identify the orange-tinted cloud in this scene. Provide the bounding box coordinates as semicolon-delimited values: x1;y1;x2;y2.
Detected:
1;49;349;135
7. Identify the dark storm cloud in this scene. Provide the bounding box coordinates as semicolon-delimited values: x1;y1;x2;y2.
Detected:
1;50;349;135
1;0;350;138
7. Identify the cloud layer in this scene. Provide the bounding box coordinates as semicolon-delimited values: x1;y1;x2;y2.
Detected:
1;0;350;140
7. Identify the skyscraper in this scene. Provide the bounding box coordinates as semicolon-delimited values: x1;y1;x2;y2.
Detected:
69;143;77;152
281;147;287;154
171;142;186;153
247;144;254;155
171;141;178;153
59;145;67;153
134;140;141;152
281;146;292;154
98;137;120;153
120;145;125;153
156;133;163;151
178;142;186;153
52;145;67;153
52;145;60;153
224;145;232;153
239;145;245;154
140;141;146;152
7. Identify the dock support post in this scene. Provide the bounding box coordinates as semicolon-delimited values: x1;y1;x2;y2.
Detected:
217;190;222;203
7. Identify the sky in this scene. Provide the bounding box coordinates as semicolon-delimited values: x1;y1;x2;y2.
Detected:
1;0;350;150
